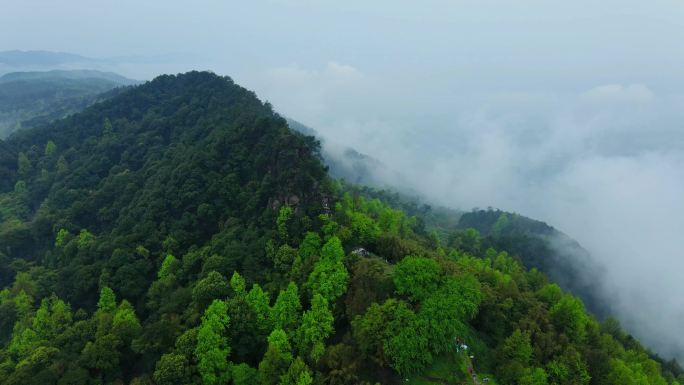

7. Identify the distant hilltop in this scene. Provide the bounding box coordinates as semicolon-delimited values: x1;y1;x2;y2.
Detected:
0;69;137;138
0;50;192;78
0;50;100;67
0;69;138;85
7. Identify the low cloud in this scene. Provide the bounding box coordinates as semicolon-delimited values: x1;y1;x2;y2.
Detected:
259;61;366;122
259;62;684;361
268;61;364;85
582;84;655;105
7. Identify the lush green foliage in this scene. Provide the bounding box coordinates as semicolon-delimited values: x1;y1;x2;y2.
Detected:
0;71;679;385
0;69;135;138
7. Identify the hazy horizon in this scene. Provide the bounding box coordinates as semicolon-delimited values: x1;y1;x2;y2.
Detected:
3;0;684;361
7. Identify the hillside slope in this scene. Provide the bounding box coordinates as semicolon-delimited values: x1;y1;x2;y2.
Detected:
289;122;610;319
454;209;608;316
0;72;680;385
287;118;400;187
0;69;137;138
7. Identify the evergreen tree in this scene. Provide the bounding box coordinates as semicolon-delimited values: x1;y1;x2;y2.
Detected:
195;299;231;385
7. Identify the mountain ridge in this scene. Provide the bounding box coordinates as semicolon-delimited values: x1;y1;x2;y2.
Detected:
0;71;680;385
0;69;136;138
0;69;137;85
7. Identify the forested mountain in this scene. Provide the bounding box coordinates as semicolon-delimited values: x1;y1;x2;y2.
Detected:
0;71;681;385
0;69;137;138
452;210;607;315
0;70;134;84
287;119;397;187
285;122;602;317
0;138;15;191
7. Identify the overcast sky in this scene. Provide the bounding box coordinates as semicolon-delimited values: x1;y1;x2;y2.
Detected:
3;0;684;360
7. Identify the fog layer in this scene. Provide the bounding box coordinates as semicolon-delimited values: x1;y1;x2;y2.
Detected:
259;64;684;360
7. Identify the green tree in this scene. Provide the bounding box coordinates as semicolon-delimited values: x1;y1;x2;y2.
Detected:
0;219;32;255
274;244;298;273
230;271;247;294
550;295;588;343
54;228;70;248
56;155;68;174
298;232;322;261
103;117;113;135
44;140;57;157
227;272;268;363
157;254;179;280
97;286;117;314
393;256;442;302
290;232;323;285
271;282;302;333
451;227;481;255
247;283;273;332
296;294;334;362
519;367;549;385
81;333;121;375
546;348;590;385
384;315;432;375
34;295;72;339
77;229;95;249
112;300;142;344
153;353;190;385
17;152;31;177
348;211;381;244
497;329;534;384
8;324;41;359
195;299;231;385
605;351;668;385
233;363;258;385
13;290;33;322
259;329;294;385
306;236;348;303
277;206;294;242
345;257;392;319
352;298;431;374
280;357;313;385
501;329;533;365
352;299;403;367
418;276;481;354
192;271;230;310
5;346;59;385
537;283;563;306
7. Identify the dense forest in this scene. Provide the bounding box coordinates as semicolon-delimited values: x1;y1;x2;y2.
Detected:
0;69;136;138
0;71;681;385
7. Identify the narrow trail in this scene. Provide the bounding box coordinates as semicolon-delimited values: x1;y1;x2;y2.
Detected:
465;354;482;385
467;365;482;385
418;340;486;385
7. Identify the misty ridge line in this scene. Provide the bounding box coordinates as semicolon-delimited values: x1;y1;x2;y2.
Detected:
1;47;682;365
3;49;683;362
270;68;684;363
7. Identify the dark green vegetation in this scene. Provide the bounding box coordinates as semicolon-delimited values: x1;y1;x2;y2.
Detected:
0;69;136;138
0;71;681;385
453;209;609;316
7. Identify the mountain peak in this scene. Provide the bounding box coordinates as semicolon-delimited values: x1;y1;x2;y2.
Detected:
4;71;328;259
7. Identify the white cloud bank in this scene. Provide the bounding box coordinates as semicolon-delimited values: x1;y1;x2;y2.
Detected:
582;84;655;105
258;63;684;361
